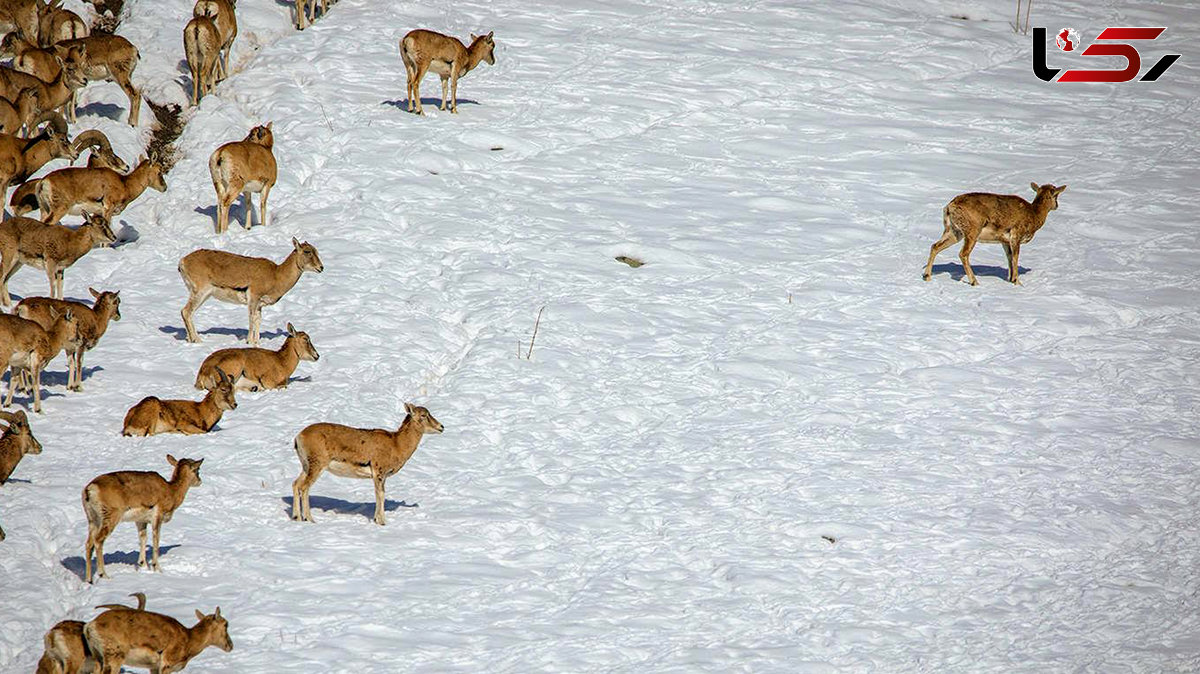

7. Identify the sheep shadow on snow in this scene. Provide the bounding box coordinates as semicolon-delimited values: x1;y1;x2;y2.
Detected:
75;101;125;123
31;365;103;389
60;545;182;581
280;495;418;522
194;203;262;231
158;325;289;342
929;263;1030;283
382;97;479;112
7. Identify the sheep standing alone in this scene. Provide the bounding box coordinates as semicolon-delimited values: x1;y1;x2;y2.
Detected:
924;182;1066;286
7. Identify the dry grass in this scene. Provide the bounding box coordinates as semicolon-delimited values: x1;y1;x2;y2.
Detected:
615;255;644;268
146;100;184;172
88;0;125;34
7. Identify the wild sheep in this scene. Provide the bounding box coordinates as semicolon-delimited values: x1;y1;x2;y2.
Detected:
292;403;444;525
194;322;318;391
399;29;495;114
121;369;236;436
208;122;276;233
178;238;323;345
17;287;121;391
83;605;232;672
924;183;1066;286
0;409;41;483
82;454;205;582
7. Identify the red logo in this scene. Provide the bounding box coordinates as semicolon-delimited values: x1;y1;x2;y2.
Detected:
1056;28;1078;51
1033;27;1181;82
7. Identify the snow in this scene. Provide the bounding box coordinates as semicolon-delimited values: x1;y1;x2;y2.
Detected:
2;0;1199;671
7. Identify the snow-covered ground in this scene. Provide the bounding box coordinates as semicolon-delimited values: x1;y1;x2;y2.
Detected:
1;0;1199;670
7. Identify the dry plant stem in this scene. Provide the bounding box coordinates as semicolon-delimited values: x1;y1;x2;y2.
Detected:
526;306;544;360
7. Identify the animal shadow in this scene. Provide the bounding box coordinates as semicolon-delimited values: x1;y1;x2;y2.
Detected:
76;101;124;122
113;222;140;246
37;366;102;388
159;325;288;342
60;544;182;581
196;201;259;230
930;263;1029;282
382;97;479;112
280;495;418;522
1;387;64;410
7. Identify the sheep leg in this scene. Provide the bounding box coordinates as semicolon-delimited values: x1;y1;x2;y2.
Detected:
412;63;429;114
135;521;148;568
190;61;201;105
4;366;16;408
440;75;449;111
94;521;113;580
293;470;317;522
181;287;213;343
923;227;959;281
0;255;21;307
371;465;387;525
113;65;141;126
259;184;271;228
45;263;60;299
85;527;95;582
449;63;460;113
242;189;252;228
1009;242;1022;285
294;466;322;522
958;235;979;286
151;515;162;571
70;349;82;391
30;357;41;413
402;57;416;112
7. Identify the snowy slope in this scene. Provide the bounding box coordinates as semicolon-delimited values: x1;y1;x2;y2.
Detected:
2;0;1200;671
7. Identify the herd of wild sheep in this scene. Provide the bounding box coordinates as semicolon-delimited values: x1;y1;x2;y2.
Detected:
0;0;498;671
0;0;1067;671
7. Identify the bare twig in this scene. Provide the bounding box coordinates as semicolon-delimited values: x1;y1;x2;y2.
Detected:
525;306;545;360
318;102;335;133
1023;0;1033;35
1014;0;1021;34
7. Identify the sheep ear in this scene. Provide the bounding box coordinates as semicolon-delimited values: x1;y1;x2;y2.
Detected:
404;402;416;415
196;609;205;621
167;454;178;466
292;236;301;249
215;606;221;618
1055;184;1067;194
1030;182;1039;192
488;31;494;38
286;322;296;335
89;287;100;299
470;33;478;41
266;121;272;129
